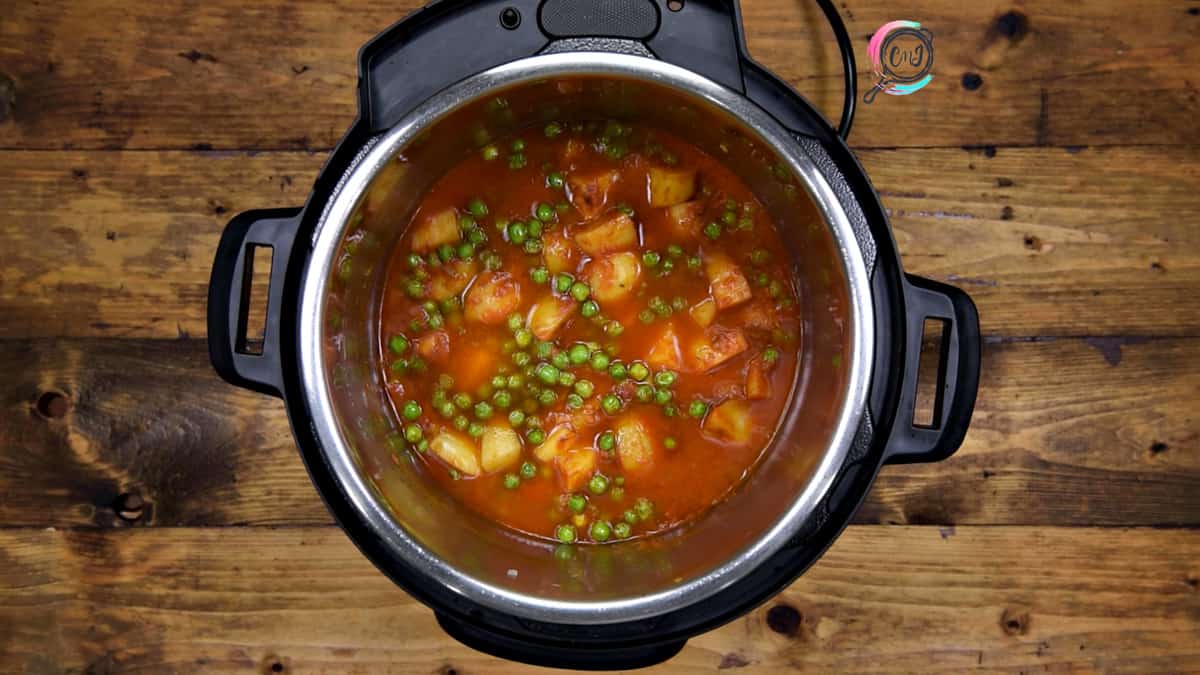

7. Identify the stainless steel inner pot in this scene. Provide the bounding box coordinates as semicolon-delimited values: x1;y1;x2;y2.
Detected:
297;52;873;624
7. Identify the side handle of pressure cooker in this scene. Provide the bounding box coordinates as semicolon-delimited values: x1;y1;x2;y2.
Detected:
207;208;302;398
436;613;686;670
882;275;981;464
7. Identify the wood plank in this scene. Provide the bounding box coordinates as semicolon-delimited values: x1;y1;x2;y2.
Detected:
0;1;1197;151
1;526;1197;673
2;145;1196;340
2;337;1196;529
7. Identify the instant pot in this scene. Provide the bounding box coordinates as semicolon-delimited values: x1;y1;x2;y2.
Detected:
208;0;980;668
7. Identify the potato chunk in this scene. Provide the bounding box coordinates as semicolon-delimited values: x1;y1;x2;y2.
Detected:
738;298;782;331
664;200;704;240
415;330;450;364
528;294;576;341
646;321;682;370
567;170;619;219
534;423;576;462
689;297;717;327
691;326;749;371
615;416;654;472
541;232;578;275
574;212;638;256
430;430;480;476
648;167;696;207
583;252;641;304
555;447;598;492
428;258;478;301
411;207;459;253
464;272;521;324
480;425;522;473
704;252;752;309
745;358;771;400
702;399;752;445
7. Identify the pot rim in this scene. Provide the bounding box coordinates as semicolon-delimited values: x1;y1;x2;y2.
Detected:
297;51;875;625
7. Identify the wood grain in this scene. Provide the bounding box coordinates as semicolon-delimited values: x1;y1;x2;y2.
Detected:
2;145;1196;340
2;526;1197;673
2;336;1196;529
0;1;1197;151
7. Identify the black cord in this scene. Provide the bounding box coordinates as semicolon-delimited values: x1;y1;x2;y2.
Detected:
814;0;857;141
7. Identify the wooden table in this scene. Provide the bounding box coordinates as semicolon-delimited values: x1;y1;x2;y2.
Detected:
2;1;1198;672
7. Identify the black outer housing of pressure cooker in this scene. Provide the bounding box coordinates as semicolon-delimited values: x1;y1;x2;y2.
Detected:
208;0;981;669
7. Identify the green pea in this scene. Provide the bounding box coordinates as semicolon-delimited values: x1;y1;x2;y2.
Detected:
530;266;550;284
664;436;677;449
403;424;423;443
527;219;543;237
508;153;527;169
536;203;555;222
535;363;559;385
493;390;512;409
688;400;708;418
569;281;591;302
454;393;472;410
547;171;565;189
750;249;769;265
666;244;683;259
503;474;520;489
558;370;576;387
544;122;562;138
598;431;615;451
654;370;677;388
440;296;462;314
508;409;526;427
588;473;609;495
515;329;533;348
703;222;722;240
554;273;575;294
755;272;770;287
623;509;639;525
405;278;426;299
653;388;672;405
552;351;570;370
565;393;584;409
769;280;783;298
511;138;526;152
611;487;626;502
567;493;586;513
482;145;500;161
589;520;612;542
580;300;600;318
467;422;485;438
635;384;654;403
601;394;622;415
390;358;409;374
453;415;469;431
663;403;679;417
574;379;595;398
738;216;754;230
568;344;590;365
638;309;655;324
507;373;524;389
634;497;654;521
491;375;508;390
512;351;532;367
402;401;422;421
605;321;625;337
427;313;444;329
527;428;546;445
538;389;558;406
555;523;577;543
520;461;537;480
628;362;650;382
763;346;780;364
474;401;494;420
642;250;660;267
649;296;670;316
687;256;702;270
507;221;528;245
614;522;632;538
721;210;737;226
589;351;611;371
438;401;455;418
671;296;687;312
482;251;501;270
388;335;409;354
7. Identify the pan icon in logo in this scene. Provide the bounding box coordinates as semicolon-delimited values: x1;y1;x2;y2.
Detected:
864;21;934;104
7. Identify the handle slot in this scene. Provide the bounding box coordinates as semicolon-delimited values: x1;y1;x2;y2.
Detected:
236;244;274;356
